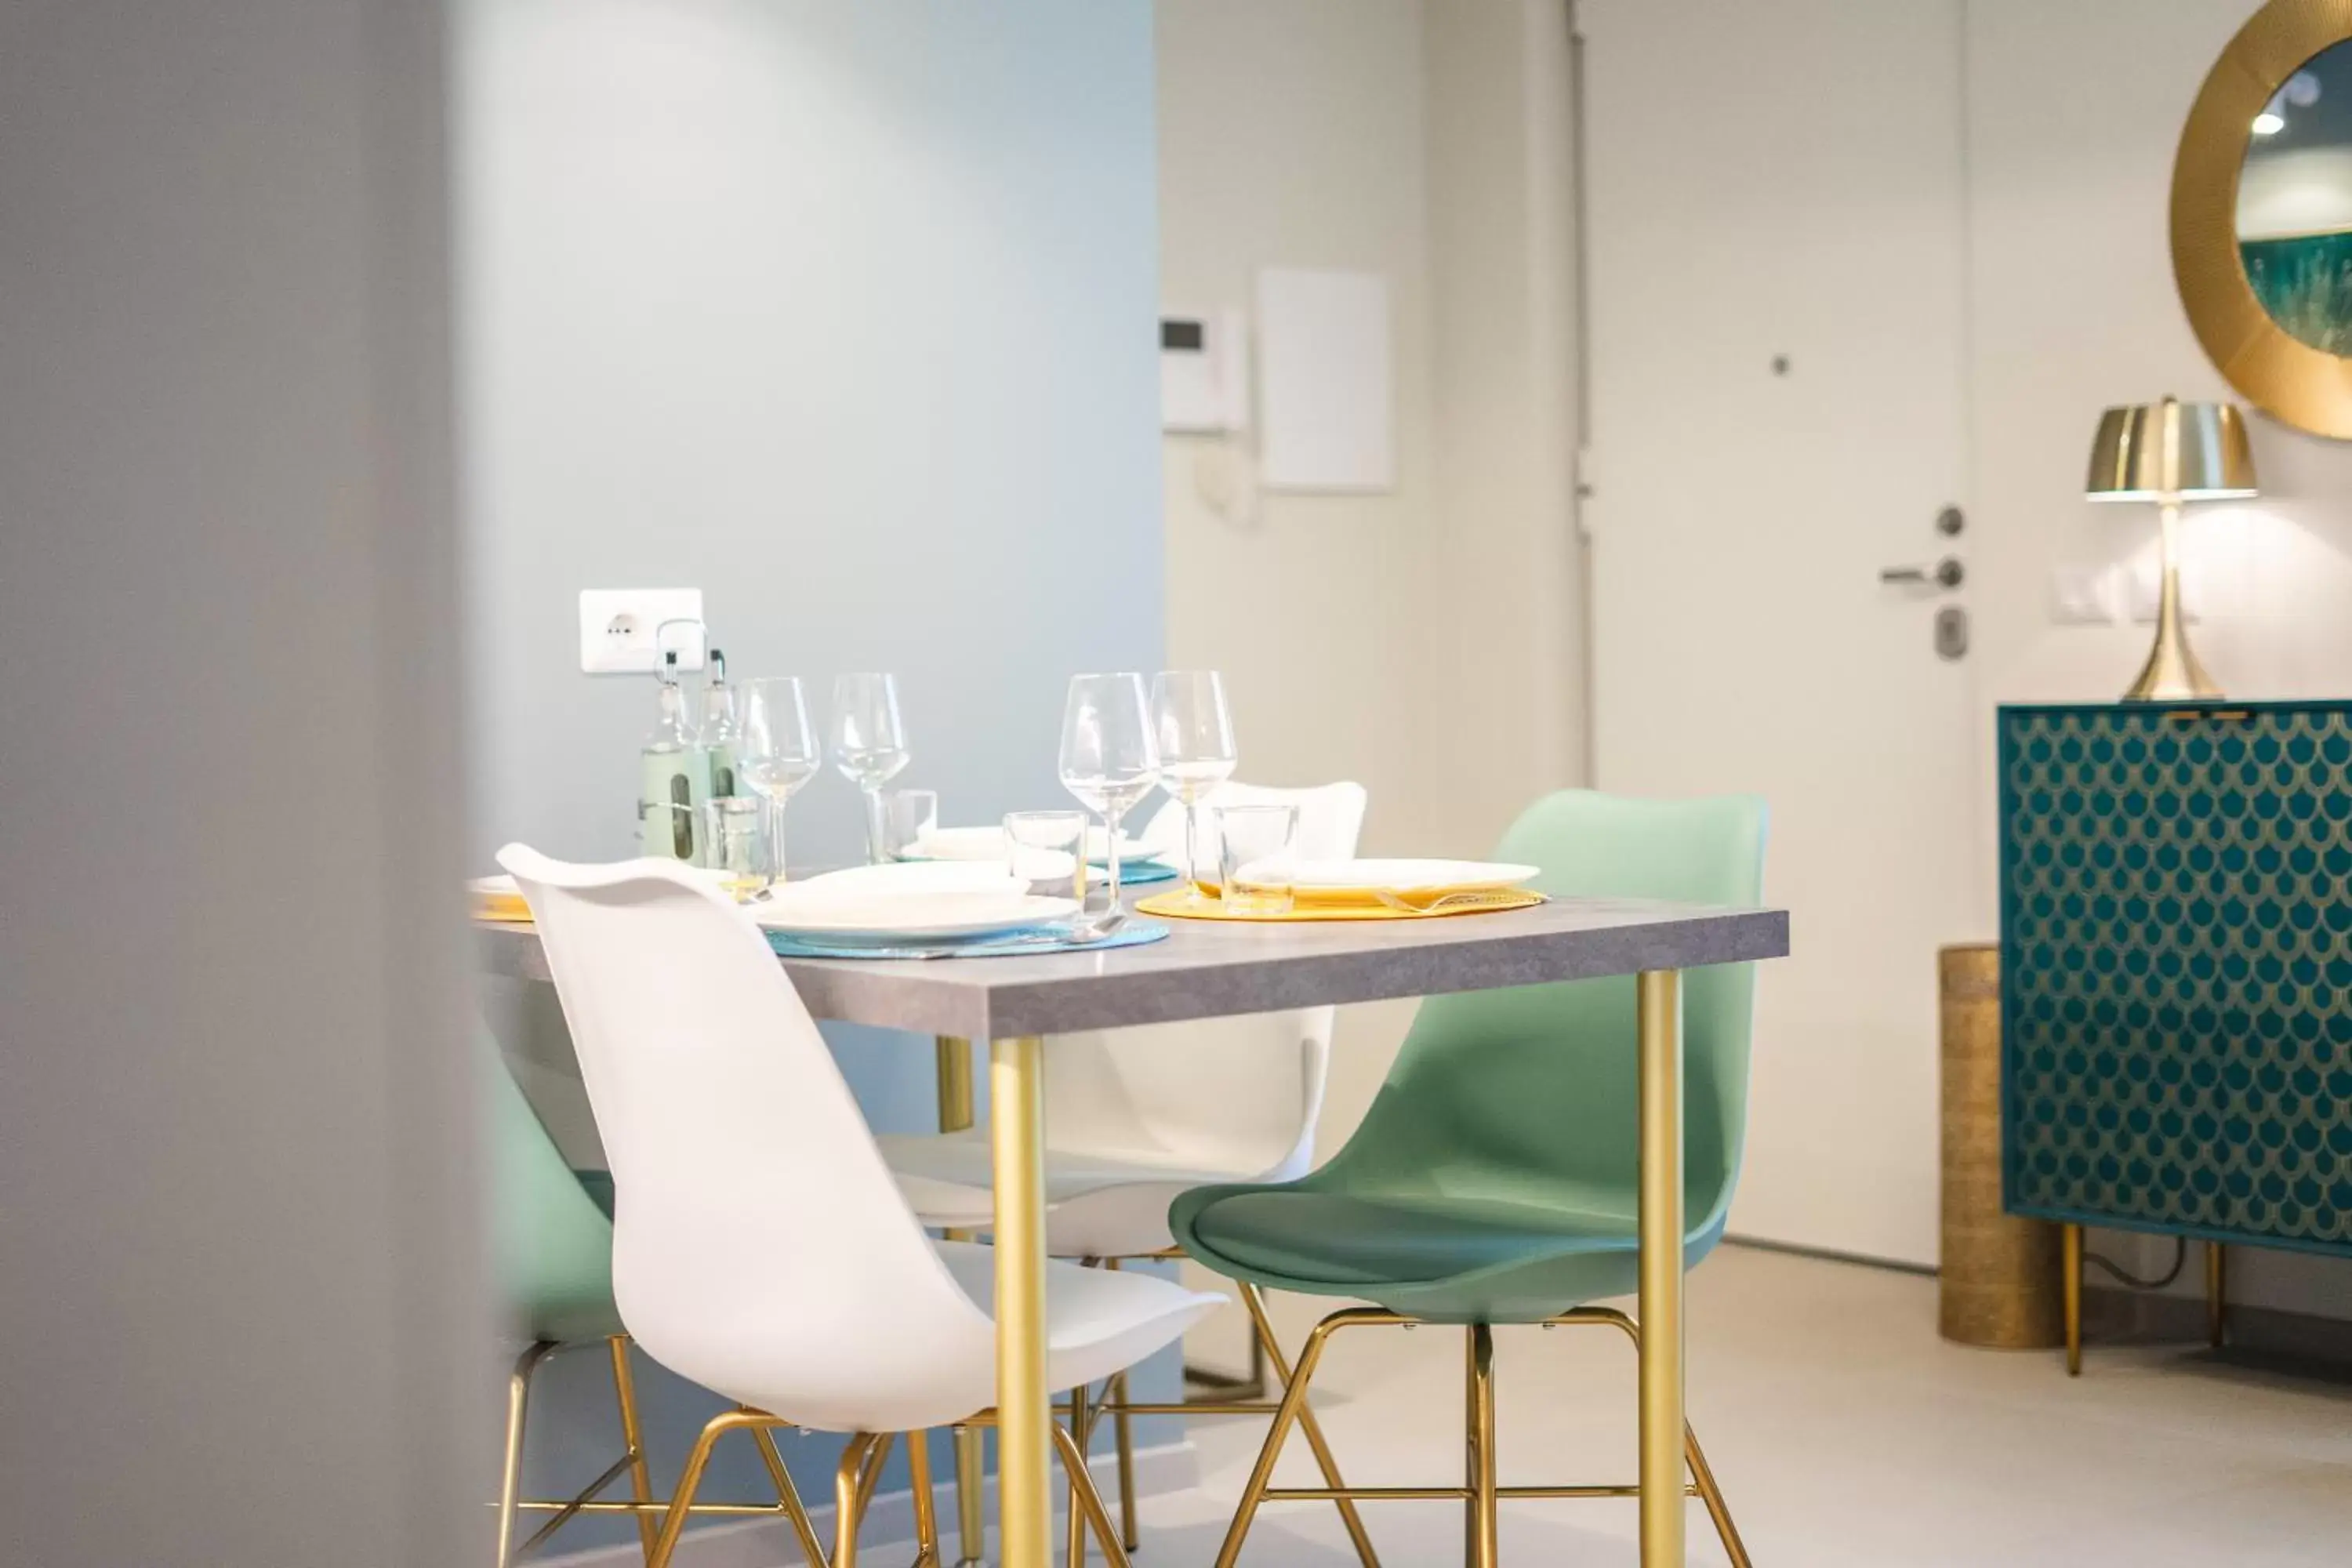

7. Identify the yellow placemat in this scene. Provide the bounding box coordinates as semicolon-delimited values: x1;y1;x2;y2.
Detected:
1135;889;1546;923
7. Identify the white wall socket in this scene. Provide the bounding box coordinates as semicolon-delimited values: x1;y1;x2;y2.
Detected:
579;588;706;674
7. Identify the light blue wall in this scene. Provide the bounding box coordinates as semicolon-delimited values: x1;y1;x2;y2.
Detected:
455;0;1164;1544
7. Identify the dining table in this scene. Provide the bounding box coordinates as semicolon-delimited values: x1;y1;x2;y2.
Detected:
477;887;1790;1568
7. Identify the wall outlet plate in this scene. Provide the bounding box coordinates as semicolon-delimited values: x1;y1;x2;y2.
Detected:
579;588;706;674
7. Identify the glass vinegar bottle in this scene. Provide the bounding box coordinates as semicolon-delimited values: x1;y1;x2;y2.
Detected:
638;651;713;862
699;648;744;802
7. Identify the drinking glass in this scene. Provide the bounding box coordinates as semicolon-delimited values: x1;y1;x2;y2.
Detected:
1058;673;1160;925
739;677;819;882
1218;802;1300;917
1151;670;1237;905
701;797;772;900
879;788;939;862
1004;810;1089;905
831;673;911;863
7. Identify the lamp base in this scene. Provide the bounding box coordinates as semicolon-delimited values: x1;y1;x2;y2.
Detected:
2122;503;2223;703
2122;633;2223;702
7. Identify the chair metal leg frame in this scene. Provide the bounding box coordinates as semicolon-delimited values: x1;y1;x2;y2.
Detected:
610;1338;662;1563
934;1035;990;1568
499;1338;668;1568
499;1340;829;1567
644;1419;917;1568
909;1429;942;1566
952;1408;1136;1568
1102;1261;1141;1552
1210;1306;1753;1568
1083;1266;1381;1568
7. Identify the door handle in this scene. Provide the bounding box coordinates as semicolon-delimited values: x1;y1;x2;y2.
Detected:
1881;557;1964;590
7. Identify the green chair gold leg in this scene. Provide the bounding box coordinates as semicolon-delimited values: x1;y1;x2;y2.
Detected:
1465;1327;1497;1568
1210;1306;1753;1568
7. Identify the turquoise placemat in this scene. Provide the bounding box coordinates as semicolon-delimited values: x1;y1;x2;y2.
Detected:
1096;859;1181;887
766;920;1171;962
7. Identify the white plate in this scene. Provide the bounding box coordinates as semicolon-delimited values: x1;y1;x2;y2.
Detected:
1287;858;1541;896
913;825;1162;866
804;860;1027;896
751;886;1079;942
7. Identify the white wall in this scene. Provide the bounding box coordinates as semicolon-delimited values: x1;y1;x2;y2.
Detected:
1156;0;1584;1154
1965;0;2352;1320
455;0;1168;1535
0;2;483;1564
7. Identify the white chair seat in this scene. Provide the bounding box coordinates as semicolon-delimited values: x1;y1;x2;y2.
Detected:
670;1240;1219;1436
882;1129;1257;1256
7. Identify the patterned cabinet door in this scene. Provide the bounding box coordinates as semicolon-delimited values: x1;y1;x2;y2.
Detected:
1999;702;2352;1258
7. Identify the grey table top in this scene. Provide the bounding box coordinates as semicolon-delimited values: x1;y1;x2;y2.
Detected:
477;892;1788;1042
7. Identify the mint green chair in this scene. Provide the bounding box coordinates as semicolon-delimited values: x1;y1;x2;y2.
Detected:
488;1045;827;1568
489;1040;658;1567
1171;791;1766;1568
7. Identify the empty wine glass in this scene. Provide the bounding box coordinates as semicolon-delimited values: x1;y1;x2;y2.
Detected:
1058;673;1160;931
739;677;820;882
1151;670;1237;906
832;673;911;864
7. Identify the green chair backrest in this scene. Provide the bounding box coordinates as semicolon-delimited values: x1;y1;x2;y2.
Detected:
1320;790;1767;1237
486;1030;621;1343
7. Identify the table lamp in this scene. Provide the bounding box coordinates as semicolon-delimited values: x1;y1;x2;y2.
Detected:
2085;395;2256;701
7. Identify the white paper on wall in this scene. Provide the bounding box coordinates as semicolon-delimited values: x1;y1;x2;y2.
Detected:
1254;267;1394;493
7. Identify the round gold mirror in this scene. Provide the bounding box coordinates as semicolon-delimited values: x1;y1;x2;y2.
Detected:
2175;0;2352;437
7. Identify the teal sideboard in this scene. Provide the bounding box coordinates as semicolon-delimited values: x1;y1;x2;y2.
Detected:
1998;700;2352;1266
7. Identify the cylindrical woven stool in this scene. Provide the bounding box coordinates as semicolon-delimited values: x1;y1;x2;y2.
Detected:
1940;943;2063;1348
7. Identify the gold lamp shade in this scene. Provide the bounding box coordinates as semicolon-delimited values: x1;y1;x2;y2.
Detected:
2083;396;2256;702
2085;397;2256;502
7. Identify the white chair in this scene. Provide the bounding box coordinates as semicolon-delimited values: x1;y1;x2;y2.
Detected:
499;846;1221;1568
874;782;1381;1567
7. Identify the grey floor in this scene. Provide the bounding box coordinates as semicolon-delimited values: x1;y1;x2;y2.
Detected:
1110;1245;2352;1567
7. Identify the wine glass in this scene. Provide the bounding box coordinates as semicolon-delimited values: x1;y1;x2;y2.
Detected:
739;678;820;882
832;673;911;864
1058;673;1160;931
1151;670;1237;906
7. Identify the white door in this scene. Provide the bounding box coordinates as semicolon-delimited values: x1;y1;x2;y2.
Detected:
1581;0;1980;1265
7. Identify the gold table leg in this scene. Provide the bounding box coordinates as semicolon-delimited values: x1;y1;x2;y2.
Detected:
936;1036;989;1567
1637;969;1685;1567
993;1035;1052;1568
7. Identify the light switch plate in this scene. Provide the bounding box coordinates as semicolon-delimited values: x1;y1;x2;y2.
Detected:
579;588;705;674
2049;563;2121;626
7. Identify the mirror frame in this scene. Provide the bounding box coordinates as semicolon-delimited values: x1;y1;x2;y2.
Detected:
2175;0;2352;438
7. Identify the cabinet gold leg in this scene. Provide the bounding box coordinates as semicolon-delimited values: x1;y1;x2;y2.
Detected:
2207;1242;2227;1349
2062;1223;2083;1377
